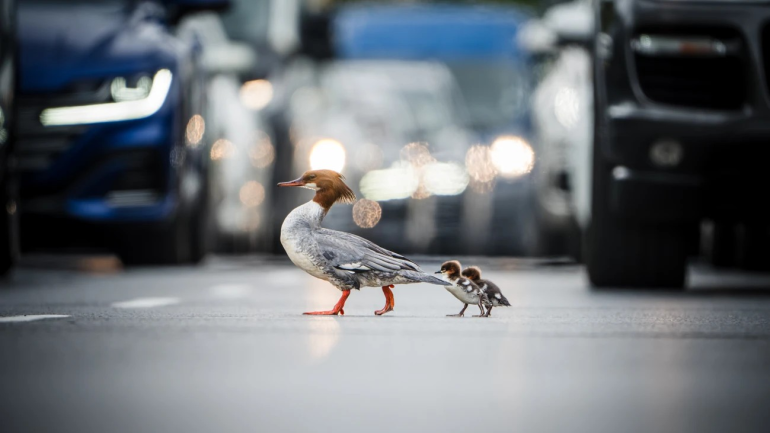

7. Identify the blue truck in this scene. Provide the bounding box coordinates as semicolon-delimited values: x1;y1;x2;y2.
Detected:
16;0;228;265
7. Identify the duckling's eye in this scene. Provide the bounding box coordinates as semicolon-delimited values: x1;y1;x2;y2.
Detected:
308;174;316;180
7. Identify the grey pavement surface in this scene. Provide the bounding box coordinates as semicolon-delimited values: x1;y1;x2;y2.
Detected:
2;255;770;433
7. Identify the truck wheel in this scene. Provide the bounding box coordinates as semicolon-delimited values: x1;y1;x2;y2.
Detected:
186;182;209;265
585;148;688;288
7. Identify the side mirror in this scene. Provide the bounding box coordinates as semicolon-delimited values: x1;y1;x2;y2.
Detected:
542;1;593;46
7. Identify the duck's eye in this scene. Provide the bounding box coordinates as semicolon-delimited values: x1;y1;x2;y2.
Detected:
308;174;316;180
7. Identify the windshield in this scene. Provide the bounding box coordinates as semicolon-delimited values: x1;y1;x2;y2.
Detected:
445;61;529;130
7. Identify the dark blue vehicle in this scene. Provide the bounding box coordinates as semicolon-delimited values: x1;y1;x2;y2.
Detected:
16;0;228;265
327;3;542;255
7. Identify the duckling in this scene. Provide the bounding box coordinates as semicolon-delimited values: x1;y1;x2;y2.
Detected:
278;169;446;316
435;260;487;317
462;266;510;317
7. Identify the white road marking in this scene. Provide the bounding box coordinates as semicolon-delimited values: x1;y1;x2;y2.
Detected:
111;297;180;309
0;314;70;323
209;284;254;299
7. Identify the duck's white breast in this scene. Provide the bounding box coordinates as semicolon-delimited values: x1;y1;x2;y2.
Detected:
281;202;328;280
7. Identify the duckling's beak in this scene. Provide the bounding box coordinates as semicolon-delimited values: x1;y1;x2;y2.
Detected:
435;270;443;274
278;177;305;187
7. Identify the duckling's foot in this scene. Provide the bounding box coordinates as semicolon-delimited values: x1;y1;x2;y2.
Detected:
484;307;493;317
447;304;468;317
472;302;486;317
374;285;395;316
304;290;350;316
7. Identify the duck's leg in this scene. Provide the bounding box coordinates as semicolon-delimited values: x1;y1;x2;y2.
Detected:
447;304;468;317
472;300;487;318
484;306;493;317
374;285;395;316
304;290;350;315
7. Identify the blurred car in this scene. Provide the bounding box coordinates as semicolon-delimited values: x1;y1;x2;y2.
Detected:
177;11;276;253
0;0;16;276
291;3;543;256
571;0;770;287
16;0;228;265
521;0;594;258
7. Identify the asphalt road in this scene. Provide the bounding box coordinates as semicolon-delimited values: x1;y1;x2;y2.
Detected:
2;255;770;433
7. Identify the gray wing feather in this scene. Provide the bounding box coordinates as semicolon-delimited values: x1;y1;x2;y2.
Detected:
315;228;423;273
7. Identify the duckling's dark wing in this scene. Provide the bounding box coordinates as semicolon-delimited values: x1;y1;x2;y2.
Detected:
460;278;489;305
315;228;422;273
479;278;510;306
458;277;480;293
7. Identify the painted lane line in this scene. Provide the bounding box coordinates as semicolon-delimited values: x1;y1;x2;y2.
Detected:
0;314;71;323
111;297;180;309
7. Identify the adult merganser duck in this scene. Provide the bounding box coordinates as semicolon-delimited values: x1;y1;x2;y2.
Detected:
462;266;511;317
435;260;487;317
278;169;446;316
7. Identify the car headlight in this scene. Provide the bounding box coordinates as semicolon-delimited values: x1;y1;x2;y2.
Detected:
111;75;153;102
40;69;173;126
309;139;346;172
490;136;535;178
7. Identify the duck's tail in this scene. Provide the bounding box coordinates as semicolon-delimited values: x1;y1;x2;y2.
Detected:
405;271;447;286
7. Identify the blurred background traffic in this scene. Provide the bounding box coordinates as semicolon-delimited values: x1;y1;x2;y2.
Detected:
3;0;767;289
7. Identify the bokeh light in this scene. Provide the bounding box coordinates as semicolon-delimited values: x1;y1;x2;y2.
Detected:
465;145;497;183
490;136;535;178
352;199;382;228
185;114;205;147
401;142;436;199
309;139;346;172
360;164;419;201
400;142;435;168
239;181;265;208
424;162;469;196
249;133;275;168
210;138;236;160
240;79;273;110
469;178;496;194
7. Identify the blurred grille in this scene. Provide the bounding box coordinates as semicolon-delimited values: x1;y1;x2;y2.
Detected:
633;30;745;110
16;99;85;172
